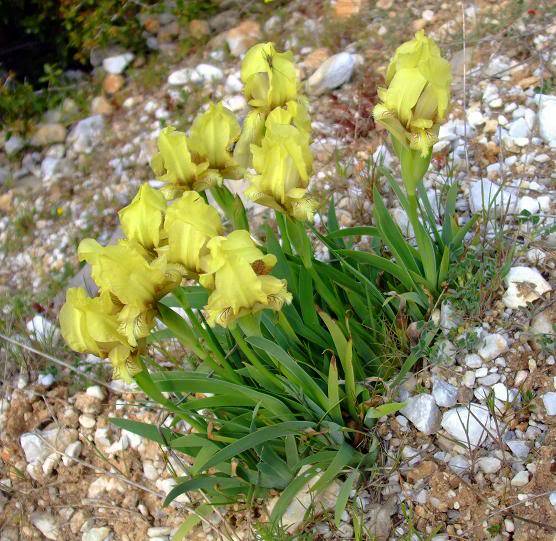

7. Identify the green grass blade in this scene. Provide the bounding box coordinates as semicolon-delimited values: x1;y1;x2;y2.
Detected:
372;187;420;274
334;469;358;528
247;336;330;413
196;421;315;472
270;465;320;525
151;372;295;421
327;357;343;425
164;475;248;506
326;226;380;240
336;250;417;292
318;311;358;420
172;504;213;541
284;435;299;470
311;443;354;494
110;417;177;446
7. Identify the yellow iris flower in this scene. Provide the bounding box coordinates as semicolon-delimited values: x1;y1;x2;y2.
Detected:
59;288;140;382
199;230;291;327
372;30;452;158
188;102;241;179
77;238;181;346
118;183;166;250
163;191;223;275
151;126;210;197
241;42;298;110
245;115;315;221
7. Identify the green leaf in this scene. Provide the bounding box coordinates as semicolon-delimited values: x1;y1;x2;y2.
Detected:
311;443;354;494
196;421;315;472
335;469;358;528
285;216;312;269
284;435;299;470
134;368;205;432
326;226;380;240
264;225;297;297
173;285;209;309
247;336;330;413
172;504;213;541
318;312;358;421
151;371;295;421
364;402;405;425
327;357;343;425
110;417;178;446
438;245;450;287
157;303;204;358
164;475;248;506
336;250;416;292
372;187;420;275
270;465;320;524
170;434;219;450
298;267;321;331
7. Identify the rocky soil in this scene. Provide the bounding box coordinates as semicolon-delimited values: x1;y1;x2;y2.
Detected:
1;0;555;539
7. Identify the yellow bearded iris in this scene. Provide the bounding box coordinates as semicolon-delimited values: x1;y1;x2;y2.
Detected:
372;30;451;159
118;183;166;250
245;116;315;221
151;126;209;197
199;230;291;327
188;102;241;179
241;42;298;110
59;288;141;382
163;191;223;275
77;238;181;346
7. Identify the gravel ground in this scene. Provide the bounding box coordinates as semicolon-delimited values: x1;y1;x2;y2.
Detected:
0;0;555;539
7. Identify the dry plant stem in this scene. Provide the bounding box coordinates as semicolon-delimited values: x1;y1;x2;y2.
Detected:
0;332;117;392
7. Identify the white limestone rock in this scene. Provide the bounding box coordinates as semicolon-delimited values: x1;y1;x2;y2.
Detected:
103;53;134;74
441;404;495;449
432;377;458;408
478;333;508;360
502;266;551;309
400;394;441;435
307;52;356;95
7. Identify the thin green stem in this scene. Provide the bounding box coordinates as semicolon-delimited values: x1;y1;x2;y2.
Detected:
184;306;242;384
275;212;292;255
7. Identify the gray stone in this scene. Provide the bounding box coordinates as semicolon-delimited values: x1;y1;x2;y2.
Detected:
4;134;24;155
364;499;395;541
448;454;470;474
468;178;517;216
167;67;195;86
505;439;530;459
307;52;356;95
476;456;501;474
20;433;50;464
502;266;551;309
31;512;60;540
441;404;494;449
439;301;461;332
478;333;508;360
67;115;105;154
102;53;134;75
507;117;531;139
30;123;67;146
510;470;529;487
542;392;556;416
534;94;556;145
400;394;441;435
194;63;224;83
464;354;483;369
82;526;111;541
432;377;458;408
40;156;62;181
